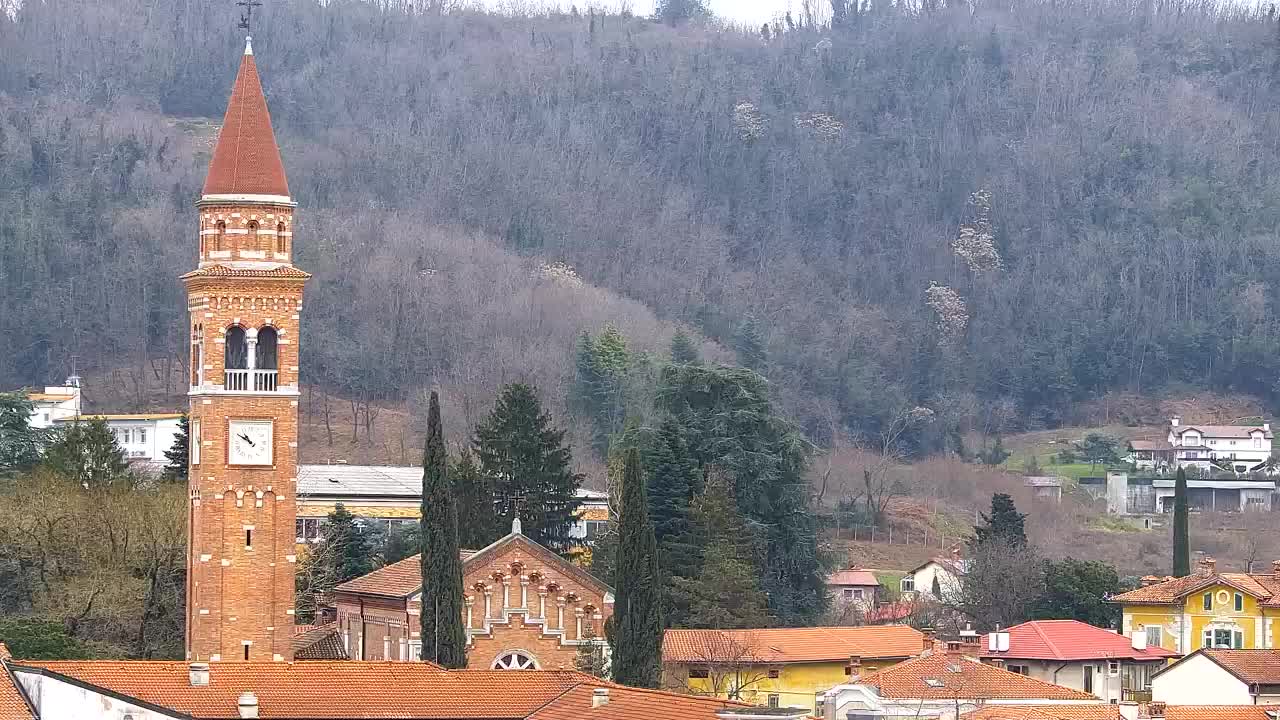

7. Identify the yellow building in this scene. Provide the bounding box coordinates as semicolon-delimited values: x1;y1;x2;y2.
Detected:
661;625;925;712
1113;557;1280;654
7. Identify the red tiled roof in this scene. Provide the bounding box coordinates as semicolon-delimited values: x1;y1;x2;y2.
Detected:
1156;706;1280;720
335;532;608;600
291;622;348;661
182;264;311;280
528;683;761;720
962;706;1122;720
1112;571;1280;607
1174;425;1272;440
855;653;1097;700
662;626;924;664
203;44;290;198
10;661;591;719
1192;649;1280;685
981;620;1178;661
827;568;881;587
0;648;34;720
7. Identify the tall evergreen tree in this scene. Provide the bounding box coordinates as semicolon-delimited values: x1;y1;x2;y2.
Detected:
655;364;824;624
611;448;663;687
473;383;583;551
1173;467;1190;577
419;391;467;667
973;493;1027;547
323;503;377;583
670;469;772;628
41;417;130;489
572;326;630;455
644;415;700;580
452;449;498;550
669;329;700;365
160;415;189;483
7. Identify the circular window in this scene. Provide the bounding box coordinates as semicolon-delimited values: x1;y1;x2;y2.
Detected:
1217;590;1230;605
492;651;539;670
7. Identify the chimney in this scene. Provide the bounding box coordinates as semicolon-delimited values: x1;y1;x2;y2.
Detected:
1131;630;1147;651
1147;702;1166;719
989;658;1004;668
950;546;961;561
237;692;259;719
591;688;609;708
1272;560;1280;579
921;628;936;654
945;640;962;653
1264;422;1271;433
1170;417;1180;428
1140;575;1161;587
188;662;210;687
1118;701;1140;720
1198;557;1217;576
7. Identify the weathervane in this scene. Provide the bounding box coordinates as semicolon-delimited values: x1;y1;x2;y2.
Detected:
237;0;262;33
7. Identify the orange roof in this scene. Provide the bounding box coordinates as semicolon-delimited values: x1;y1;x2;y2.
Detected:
1156;706;1280;720
528;683;762;720
662;625;924;664
291;622;348;661
0;647;34;720
962;706;1122;720
335;530;608;600
10;661;592;719
202;41;290;198
24;393;75;402
182;264;311;280
1112;571;1280;607
856;653;1097;700
1180;648;1280;685
982;620;1178;661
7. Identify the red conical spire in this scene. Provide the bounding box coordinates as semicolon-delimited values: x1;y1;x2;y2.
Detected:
202;37;290;198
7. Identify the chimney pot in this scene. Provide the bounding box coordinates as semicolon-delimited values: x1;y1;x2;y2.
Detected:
1148;702;1166;719
591;688;609;708
188;662;210;687
238;691;259;719
1171;417;1180;427
1140;575;1161;587
1272;560;1280;579
1199;557;1217;576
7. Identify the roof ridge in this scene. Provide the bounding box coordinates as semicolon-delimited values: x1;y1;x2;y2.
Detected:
1029;621;1064;659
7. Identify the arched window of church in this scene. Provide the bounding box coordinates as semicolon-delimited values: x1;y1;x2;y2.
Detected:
215;221;226;252
276;222;287;254
247;220;260;252
225;326;248;370
492;651;539;670
256;326;278;370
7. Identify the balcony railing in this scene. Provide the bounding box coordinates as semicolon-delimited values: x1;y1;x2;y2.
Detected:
224;369;279;392
1122;689;1153;703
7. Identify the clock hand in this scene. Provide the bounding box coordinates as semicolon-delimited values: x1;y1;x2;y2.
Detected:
238;433;255;447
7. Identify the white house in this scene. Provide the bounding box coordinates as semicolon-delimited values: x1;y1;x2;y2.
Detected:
1167;417;1273;474
21;379;82;428
902;549;967;600
53;413;184;464
1151;648;1280;705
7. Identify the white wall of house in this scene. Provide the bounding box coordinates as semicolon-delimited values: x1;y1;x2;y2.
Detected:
1168;421;1272;472
13;669;183;720
907;561;962;600
1151;654;1252;705
821;683;1105;720
26;386;81;428
53;416;183;462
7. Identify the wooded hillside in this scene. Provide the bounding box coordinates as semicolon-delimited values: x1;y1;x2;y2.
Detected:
4;0;1280;451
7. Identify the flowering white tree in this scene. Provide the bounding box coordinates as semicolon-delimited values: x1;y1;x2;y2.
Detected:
733;102;767;142
925;282;968;346
952;189;1002;273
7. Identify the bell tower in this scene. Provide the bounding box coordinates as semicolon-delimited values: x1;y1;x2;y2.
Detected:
185;35;307;662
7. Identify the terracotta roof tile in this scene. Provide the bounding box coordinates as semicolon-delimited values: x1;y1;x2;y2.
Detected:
1156;706;1280;720
528;683;763;720
0;656;34;720
1197;649;1280;684
662;626;924;664
11;661;589;719
980;620;1178;661
291;622;348;660
855;653;1097;700
203;46;290;198
962;706;1122;720
1112;571;1280;607
182;264;311;280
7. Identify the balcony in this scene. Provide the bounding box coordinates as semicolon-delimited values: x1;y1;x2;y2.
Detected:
224;369;279;392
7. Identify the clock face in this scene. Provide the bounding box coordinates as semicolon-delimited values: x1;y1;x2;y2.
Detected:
228;420;273;466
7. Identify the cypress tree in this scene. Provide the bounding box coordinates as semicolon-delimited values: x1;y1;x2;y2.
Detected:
419;391;467;667
610;447;663;688
473;383;583;551
644;415;700;578
1173;467;1190;577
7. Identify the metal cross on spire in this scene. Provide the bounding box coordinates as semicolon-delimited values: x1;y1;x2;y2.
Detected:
495;487;528;530
237;0;263;34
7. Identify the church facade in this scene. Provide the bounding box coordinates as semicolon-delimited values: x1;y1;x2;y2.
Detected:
184;36;308;662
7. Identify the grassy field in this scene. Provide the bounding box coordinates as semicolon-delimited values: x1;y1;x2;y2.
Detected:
997;425;1154;480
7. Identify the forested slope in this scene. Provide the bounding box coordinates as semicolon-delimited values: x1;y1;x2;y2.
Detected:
4;0;1280;450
